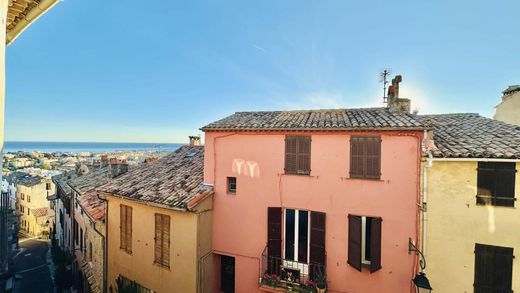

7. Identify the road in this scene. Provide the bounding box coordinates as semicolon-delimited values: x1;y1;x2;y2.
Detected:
13;236;54;293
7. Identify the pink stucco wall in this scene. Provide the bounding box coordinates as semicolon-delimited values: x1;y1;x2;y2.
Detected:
204;131;422;293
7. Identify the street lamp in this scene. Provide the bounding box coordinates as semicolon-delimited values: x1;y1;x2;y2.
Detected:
412;272;432;293
409;238;433;293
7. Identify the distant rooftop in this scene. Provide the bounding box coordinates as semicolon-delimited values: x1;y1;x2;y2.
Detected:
419;113;520;159
5;172;43;187
503;85;520;96
201;107;425;132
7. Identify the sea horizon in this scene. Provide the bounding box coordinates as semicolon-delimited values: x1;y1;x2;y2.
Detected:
2;141;184;153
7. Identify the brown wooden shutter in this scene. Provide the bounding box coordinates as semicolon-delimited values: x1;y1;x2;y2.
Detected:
297;137;311;175
120;205;126;250
267;207;282;275
474;244;513;293
310;211;326;280
347;215;362;271
365;137;381;179
154;214;163;264
126;206;132;252
285;137;297;174
350;137;365;178
162;215;170;267
370;217;382;273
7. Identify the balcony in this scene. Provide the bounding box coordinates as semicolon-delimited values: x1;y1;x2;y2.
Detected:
259;247;326;293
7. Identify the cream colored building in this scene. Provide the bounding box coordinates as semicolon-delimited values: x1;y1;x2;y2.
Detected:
420;113;520;293
494;85;520;126
15;174;55;236
99;145;213;293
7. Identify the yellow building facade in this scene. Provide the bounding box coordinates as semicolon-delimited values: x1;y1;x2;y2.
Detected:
494;86;520;126
17;176;55;236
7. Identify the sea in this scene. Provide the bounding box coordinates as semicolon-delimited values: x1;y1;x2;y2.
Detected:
2;141;183;154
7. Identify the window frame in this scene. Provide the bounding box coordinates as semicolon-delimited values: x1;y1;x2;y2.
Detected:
120;204;133;254
284;136;312;176
476;162;516;207
347;214;382;273
349;136;382;180
227;177;237;194
154;213;171;269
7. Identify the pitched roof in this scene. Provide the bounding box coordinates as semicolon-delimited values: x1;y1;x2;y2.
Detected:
69;167;109;194
201;107;425;132
16;174;43;187
419;113;520;159
31;207;48;218
98;145;210;210
79;190;105;221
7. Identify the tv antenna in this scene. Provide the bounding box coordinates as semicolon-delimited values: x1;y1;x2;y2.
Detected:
380;69;391;103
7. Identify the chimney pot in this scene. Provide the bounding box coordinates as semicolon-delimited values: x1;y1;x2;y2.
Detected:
189;136;201;146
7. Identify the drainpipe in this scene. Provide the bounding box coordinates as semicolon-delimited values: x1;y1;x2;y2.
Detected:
421;130;433;272
96;193;108;293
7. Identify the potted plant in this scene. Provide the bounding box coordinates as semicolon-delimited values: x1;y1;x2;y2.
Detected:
314;267;327;293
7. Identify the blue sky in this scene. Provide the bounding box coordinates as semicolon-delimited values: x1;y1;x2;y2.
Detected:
5;0;520;143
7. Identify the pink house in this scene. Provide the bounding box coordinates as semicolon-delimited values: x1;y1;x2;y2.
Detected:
203;100;426;292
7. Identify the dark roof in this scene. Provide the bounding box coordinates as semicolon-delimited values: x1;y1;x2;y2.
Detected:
69;167;109;194
52;171;76;195
419;113;520;159
15;174;43;187
201;107;425;131
79;190;105;221
5;171;31;184
503;85;520;95
98;145;209;210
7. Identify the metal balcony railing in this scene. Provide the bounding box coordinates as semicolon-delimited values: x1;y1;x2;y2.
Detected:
260;247;326;292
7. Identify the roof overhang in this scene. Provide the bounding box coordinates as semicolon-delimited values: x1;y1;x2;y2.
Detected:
6;0;59;45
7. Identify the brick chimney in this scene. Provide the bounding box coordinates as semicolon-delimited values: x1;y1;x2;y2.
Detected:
189;135;201;146
387;75;411;113
108;158;129;178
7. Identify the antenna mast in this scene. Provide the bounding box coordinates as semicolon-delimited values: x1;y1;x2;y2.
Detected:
380;69;391;103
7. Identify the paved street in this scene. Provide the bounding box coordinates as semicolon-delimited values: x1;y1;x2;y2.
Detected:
13;236;54;293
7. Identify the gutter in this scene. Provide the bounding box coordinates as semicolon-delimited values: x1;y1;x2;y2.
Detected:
421;130;433;272
430;157;520;162
6;0;60;45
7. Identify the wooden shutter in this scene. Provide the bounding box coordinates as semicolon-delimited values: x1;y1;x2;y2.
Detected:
297;137;311;175
310;211;326;280
120;205;126;250
127;206;132;252
162;215;171;267
285;137;298;174
370;217;382;273
154;214;163;264
350;137;365;178
365;137;381;179
347;215;362;271
267;207;282;275
474;244;513;293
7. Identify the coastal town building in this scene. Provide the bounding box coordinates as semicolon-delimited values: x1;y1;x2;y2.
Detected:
419;113;520;293
13;173;55;237
98;144;213;293
202;80;426;293
494;85;520;126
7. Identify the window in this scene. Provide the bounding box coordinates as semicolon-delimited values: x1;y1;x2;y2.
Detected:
21;193;24;200
74;220;79;245
120;204;132;253
154;213;170;268
474;243;513;293
27;195;30;203
89;242;93;261
46;183;51;190
348;215;382;273
284;209;309;263
350;136;381;179
284;136;311;175
27;208;30;215
227;177;237;194
477;162;516;207
80;228;84;252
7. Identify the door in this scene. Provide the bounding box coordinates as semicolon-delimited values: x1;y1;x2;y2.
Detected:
220;255;235;293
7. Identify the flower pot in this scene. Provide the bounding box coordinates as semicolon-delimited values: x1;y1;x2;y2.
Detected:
316;287;326;293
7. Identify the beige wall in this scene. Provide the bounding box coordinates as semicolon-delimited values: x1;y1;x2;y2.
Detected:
106;196;212;293
17;179;55;236
494;91;520;126
425;161;520;292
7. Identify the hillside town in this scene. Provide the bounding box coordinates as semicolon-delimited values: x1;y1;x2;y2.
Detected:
1;78;519;293
1;1;520;293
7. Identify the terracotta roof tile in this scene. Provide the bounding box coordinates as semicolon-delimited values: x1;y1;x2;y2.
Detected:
201;108;425;131
31;207;48;218
98;145;210;210
419;113;520;159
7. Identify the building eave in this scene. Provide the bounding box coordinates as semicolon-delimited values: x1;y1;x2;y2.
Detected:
6;0;59;45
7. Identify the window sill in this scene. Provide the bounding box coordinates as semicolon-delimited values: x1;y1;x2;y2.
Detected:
227;191;236;195
343;177;384;182
282;173;313;177
153;262;170;271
